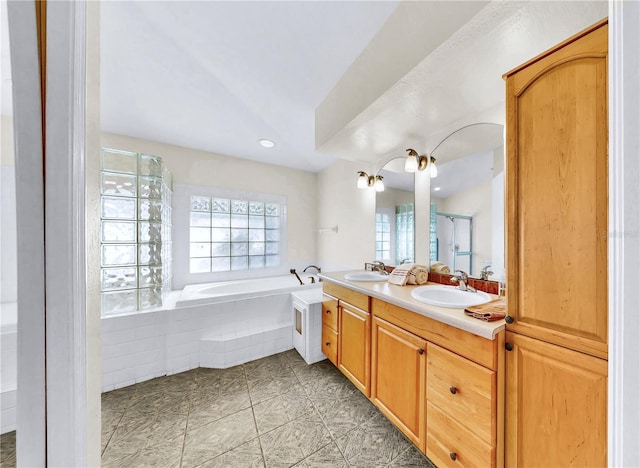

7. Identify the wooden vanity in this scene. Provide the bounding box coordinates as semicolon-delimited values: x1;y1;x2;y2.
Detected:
320;274;505;468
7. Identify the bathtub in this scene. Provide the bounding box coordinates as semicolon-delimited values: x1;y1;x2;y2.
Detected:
1;302;17;434
175;274;320;308
102;274;323;391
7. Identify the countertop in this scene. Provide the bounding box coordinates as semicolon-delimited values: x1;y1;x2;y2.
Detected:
319;271;505;340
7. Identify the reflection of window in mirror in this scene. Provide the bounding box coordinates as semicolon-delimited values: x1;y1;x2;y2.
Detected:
375;203;414;265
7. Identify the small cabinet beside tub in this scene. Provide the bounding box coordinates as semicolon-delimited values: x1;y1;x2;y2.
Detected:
292;289;325;365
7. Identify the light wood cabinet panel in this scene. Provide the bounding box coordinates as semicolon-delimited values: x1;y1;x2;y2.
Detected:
426;343;495;445
372;298;499;370
505;332;607;467
321;324;338;366
371;316;426;450
338;303;371;396
427;401;495;468
321;293;338;331
504;20;608;359
323;282;370;311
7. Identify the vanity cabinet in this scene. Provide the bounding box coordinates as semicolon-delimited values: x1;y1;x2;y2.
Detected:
371;297;504;466
371;316;426;449
322;282;371;395
504;18;608;466
321;293;339;366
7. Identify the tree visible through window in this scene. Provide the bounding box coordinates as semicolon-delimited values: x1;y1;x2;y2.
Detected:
189;196;281;273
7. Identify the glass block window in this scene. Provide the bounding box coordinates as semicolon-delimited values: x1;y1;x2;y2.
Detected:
375;212;391;262
100;148;173;316
189;196;281;273
395;203;415;264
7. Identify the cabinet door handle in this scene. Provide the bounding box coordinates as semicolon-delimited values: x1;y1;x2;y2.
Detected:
325;342;330;346
505;343;513;351
449;386;457;394
449;452;457;461
417;348;424;355
325;310;330;314
505;315;514;324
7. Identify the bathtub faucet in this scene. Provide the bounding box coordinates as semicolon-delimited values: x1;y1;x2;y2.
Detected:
289;268;304;286
302;265;321;274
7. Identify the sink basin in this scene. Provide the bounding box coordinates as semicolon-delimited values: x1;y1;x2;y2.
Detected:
344;271;389;282
411;285;491;309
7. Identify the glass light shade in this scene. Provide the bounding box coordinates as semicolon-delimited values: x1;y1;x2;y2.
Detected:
430;157;438;178
374;176;385;192
357;172;369;189
404;155;418;172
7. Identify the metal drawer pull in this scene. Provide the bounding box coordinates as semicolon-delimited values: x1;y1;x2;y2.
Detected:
325;342;330;346
449;452;457;461
449;386;457;394
417;348;424;355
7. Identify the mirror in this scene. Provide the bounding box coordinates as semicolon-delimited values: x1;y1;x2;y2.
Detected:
428;123;504;280
375;157;415;266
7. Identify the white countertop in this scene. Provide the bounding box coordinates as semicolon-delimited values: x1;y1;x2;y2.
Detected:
319;271;505;340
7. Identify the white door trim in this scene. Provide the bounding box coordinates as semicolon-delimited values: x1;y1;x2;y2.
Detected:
7;1;47;466
44;1;89;466
608;2;640;466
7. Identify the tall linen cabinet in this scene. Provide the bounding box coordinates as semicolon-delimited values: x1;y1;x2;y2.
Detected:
503;19;608;466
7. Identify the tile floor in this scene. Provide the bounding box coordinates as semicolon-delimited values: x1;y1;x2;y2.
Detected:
0;350;436;467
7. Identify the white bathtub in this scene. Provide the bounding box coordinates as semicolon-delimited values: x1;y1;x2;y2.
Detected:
102;274;324;391
175;274;320;308
1;302;17;434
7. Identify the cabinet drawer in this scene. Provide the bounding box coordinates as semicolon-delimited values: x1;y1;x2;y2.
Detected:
322;294;338;330
427;343;495;444
427;402;495;468
323;282;370;311
322;324;338;366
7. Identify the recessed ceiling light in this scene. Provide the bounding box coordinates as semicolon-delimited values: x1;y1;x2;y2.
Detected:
433;186;441;191
258;139;276;149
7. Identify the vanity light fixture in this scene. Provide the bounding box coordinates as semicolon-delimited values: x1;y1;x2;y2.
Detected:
258;138;276;148
404;148;437;178
356;171;385;191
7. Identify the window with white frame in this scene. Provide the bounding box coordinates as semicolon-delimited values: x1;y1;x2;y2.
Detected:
189;196;281;273
375;212;391;262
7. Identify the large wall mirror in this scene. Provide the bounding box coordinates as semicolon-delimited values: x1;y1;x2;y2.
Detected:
428;123;504;280
375;157;415;265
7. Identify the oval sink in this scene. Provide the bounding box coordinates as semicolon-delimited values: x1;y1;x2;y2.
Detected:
344;271;389;282
411;285;491;309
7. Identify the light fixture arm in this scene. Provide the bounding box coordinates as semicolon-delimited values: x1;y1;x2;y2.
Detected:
427;122;503;156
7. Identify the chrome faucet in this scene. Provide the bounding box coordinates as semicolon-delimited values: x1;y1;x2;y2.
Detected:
480;265;494;281
372;261;389;275
451;270;476;292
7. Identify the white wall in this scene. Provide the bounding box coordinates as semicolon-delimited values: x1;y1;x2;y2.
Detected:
100;132;318;287
1;115;16;303
317;159;375;270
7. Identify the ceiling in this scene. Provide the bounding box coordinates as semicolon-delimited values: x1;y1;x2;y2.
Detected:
2;2;608;177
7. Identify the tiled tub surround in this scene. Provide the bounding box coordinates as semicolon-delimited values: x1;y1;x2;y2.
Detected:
0;350;435;468
103;276;322;392
0;303;17;433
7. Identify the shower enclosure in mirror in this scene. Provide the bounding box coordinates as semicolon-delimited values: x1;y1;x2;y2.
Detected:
375;157;415;265
430;210;473;273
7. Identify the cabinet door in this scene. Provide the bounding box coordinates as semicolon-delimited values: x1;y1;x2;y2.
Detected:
505;332;607;467
371;316;426;451
338;303;370;396
504;21;608;358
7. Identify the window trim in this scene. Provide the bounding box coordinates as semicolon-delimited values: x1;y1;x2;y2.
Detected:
172;183;288;289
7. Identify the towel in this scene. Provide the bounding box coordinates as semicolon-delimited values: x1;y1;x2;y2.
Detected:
389;264;429;286
464;298;506;322
430;262;451;274
406;265;428;285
